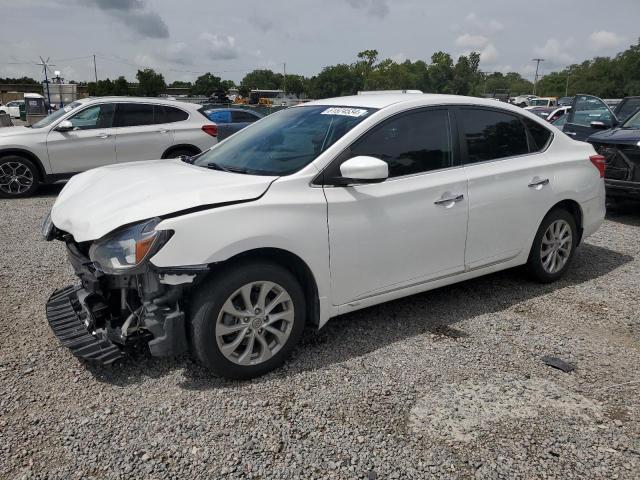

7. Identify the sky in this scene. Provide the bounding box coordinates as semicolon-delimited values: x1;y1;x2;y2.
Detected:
1;0;639;84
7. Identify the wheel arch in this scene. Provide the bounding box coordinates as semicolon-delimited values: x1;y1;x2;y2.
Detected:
161;144;202;159
549;199;584;244
0;148;47;180
206;247;321;327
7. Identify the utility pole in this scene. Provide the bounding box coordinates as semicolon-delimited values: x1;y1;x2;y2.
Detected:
565;73;570;97
93;54;98;83
37;57;55;114
282;62;286;94
532;58;544;95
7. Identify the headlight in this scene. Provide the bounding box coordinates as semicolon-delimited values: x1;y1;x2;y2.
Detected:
41;211;54;241
89;217;173;274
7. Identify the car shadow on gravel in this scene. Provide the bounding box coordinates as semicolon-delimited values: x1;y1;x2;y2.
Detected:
606;206;640;227
84;243;632;389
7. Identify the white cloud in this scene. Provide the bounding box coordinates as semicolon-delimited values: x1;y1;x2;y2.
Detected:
589;31;624;51
480;44;499;64
464;12;503;33
199;33;238;61
345;0;389;18
533;38;575;66
455;33;489;49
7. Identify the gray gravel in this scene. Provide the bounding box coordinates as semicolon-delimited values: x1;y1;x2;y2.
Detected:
1;187;639;479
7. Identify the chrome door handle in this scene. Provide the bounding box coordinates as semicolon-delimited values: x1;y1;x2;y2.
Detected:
565;131;576;136
158;129;169;134
434;194;464;205
97;133;111;139
528;178;550;189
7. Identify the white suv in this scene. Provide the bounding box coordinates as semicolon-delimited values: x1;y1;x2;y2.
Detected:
0;97;218;197
44;93;605;379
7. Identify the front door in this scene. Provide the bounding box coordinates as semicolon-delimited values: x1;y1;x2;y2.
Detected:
456;106;556;268
564;94;617;141
47;103;116;174
323;108;468;305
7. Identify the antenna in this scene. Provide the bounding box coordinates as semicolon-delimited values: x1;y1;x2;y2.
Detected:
36;57;56;113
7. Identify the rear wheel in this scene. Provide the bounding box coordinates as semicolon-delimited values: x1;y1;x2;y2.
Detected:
164;147;199;159
0;156;39;198
190;261;306;379
526;208;577;283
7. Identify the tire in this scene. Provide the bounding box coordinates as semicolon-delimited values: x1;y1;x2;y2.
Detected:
526;208;578;283
0;155;40;198
190;260;306;379
164;147;199;159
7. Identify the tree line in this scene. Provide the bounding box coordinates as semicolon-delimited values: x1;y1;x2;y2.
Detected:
3;40;639;99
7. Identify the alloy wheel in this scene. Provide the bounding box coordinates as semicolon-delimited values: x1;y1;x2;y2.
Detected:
540;219;572;274
215;281;295;366
0;162;33;195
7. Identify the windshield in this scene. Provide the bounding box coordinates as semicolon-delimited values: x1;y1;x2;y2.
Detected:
31;102;82;129
622;108;640;129
194;105;376;175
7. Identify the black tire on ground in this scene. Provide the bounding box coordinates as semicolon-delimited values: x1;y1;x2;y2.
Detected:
190;260;306;379
164;147;199;159
526;208;578;283
0;155;40;198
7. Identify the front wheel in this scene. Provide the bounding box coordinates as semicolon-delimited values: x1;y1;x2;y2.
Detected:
0;156;40;198
526;208;577;283
190;261;306;379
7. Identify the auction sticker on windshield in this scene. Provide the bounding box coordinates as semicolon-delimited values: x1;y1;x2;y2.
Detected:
321;107;369;117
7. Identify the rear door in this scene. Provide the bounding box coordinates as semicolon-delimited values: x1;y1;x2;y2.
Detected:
114;103;174;162
47;103;116;174
614;97;640;123
457;107;556;269
563;94;616;141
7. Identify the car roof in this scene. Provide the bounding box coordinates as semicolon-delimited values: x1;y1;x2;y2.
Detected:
304;93;530;113
79;96;202;110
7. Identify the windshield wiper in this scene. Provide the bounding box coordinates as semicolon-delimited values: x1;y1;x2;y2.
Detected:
206;161;233;172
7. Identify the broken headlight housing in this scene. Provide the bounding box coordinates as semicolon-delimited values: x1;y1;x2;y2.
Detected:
89;217;173;274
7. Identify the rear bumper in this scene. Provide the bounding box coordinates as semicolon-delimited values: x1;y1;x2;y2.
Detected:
46;285;124;364
605;179;640;200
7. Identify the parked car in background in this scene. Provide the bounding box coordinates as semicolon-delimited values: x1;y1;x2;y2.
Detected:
561;94;618;141
613;96;640;124
525;97;558;109
588;108;640;202
0;100;24;118
43;93;605;378
557;96;574;107
0;97;218;197
512;94;538;107
547;106;571;122
528;107;556;120
203;107;263;140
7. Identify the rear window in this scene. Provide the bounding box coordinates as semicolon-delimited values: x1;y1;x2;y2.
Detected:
162;106;188;123
523;117;553;151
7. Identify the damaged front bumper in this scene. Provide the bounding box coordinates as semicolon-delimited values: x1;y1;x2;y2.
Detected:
45;239;206;365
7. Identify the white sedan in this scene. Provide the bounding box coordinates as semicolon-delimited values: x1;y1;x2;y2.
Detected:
45;93;606;378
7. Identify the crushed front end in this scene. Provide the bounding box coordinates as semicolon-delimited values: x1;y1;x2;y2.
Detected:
44;216;206;365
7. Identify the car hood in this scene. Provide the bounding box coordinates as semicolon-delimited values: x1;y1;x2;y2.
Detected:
588;127;640;145
0;126;42;139
51;159;277;242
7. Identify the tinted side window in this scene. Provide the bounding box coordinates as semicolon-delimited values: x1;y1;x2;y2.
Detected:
116;103;154;127
523;117;552;152
164;106;188;123
347;109;452;178
569;95;614;127
232;111;259;123
615;98;640;122
208;110;231;123
461;108;528;162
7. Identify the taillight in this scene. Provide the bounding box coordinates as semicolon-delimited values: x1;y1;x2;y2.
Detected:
202;125;217;137
589;154;605;178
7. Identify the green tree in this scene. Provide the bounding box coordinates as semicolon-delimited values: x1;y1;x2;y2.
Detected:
305;64;362;98
113;76;129;96
241;69;284;90
429;52;454;93
190;73;222;96
136;68;166;97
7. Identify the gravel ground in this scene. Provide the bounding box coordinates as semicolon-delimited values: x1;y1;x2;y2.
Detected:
1;187;639;479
